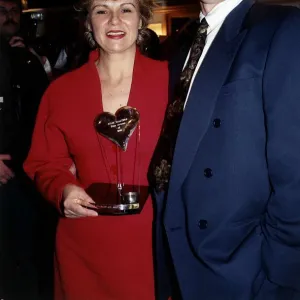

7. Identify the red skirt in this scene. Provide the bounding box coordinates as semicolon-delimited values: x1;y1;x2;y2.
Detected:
54;199;155;300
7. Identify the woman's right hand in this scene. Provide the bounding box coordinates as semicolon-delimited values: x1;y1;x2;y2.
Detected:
63;184;98;218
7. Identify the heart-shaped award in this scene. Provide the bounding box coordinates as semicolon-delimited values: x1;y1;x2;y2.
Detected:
94;106;140;151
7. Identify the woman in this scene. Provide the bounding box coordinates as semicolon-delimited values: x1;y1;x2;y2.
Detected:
24;0;168;299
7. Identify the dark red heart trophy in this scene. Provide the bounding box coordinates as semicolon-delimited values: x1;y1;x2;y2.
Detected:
86;106;149;215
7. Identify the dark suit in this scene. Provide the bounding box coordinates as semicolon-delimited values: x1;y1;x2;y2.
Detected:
154;1;300;299
0;40;49;300
0;37;15;154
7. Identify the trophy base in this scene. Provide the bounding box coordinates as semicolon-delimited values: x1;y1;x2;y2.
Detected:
85;183;149;215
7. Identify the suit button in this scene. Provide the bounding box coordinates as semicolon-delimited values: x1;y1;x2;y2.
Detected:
198;220;208;229
213;118;221;128
204;168;213;178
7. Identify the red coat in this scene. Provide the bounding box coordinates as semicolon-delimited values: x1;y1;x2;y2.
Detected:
24;50;168;300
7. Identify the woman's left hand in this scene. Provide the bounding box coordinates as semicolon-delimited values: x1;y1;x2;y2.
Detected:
62;184;98;218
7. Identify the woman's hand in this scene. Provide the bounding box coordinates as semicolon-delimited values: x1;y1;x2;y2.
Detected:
63;184;98;218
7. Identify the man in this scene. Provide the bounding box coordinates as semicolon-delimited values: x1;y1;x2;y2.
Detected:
149;0;300;299
0;33;14;182
0;0;24;47
0;33;13;299
0;0;48;162
0;1;48;299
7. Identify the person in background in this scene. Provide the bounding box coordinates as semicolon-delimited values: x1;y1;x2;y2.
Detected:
0;33;40;300
0;0;48;162
24;0;168;299
0;32;14;300
139;27;161;60
149;0;300;299
0;0;49;299
0;0;23;46
33;15;90;80
160;18;199;61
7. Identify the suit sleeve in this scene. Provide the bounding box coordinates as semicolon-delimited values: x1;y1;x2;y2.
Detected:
23;88;80;213
262;9;300;291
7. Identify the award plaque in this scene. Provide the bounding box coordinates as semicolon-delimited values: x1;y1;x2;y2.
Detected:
86;106;148;215
86;183;149;215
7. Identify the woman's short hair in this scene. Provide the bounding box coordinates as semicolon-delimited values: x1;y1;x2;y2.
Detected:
76;0;155;49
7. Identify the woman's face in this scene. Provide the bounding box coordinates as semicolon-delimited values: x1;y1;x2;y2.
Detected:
89;0;141;54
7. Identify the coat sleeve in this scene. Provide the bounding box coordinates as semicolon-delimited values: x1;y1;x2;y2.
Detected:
262;8;300;291
23;87;80;213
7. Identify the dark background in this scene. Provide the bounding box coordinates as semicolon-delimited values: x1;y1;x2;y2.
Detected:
26;0;198;8
27;0;76;8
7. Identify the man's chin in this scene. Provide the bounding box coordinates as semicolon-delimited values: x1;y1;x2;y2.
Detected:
1;27;18;39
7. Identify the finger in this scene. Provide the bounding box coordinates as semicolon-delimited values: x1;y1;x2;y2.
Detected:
66;188;95;205
1;173;11;181
3;165;14;178
74;203;98;217
10;41;25;48
0;154;11;160
64;209;80;218
1;168;12;180
0;177;8;184
9;36;24;44
78;191;95;205
79;199;97;209
64;207;96;219
65;202;98;218
64;196;94;210
65;207;98;218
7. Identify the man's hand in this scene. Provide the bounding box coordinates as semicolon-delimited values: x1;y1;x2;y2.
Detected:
0;154;14;185
9;36;25;48
63;184;98;218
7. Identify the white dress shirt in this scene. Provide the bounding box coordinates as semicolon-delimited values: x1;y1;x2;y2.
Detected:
184;0;244;107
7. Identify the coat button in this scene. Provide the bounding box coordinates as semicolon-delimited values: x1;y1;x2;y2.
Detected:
198;220;208;229
204;168;213;178
213;118;221;128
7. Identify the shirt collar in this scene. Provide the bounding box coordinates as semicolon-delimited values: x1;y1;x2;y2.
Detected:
200;0;244;33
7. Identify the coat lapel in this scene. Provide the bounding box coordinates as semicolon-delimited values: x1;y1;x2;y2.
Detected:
169;0;254;192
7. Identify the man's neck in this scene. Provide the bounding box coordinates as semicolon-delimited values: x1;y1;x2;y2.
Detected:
200;2;222;15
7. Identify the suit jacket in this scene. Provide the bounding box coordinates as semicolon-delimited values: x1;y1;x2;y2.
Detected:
156;1;300;299
0;37;16;154
9;47;49;171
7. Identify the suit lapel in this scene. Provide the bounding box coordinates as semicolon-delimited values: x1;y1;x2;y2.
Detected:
169;0;254;192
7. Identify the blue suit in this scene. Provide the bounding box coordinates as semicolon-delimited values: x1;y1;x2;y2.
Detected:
154;1;300;299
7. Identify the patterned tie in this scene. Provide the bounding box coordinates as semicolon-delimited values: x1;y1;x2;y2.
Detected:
149;18;209;192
